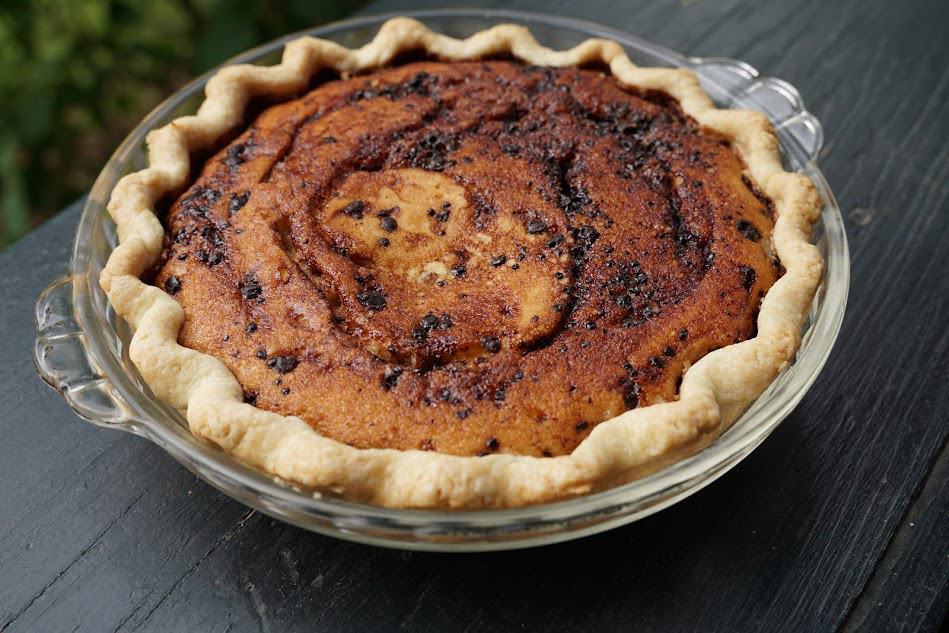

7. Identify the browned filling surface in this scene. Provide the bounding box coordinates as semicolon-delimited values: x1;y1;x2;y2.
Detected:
155;60;778;457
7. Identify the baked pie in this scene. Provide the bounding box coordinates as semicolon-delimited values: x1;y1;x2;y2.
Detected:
101;18;822;508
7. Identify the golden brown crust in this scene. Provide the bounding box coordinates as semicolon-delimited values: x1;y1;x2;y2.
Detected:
100;18;822;508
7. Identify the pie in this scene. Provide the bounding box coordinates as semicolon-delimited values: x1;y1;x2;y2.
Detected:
100;18;822;508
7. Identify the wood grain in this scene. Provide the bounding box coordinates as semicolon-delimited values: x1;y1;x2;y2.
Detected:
0;0;946;631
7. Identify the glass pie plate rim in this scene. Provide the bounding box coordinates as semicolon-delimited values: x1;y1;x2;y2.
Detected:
34;8;849;551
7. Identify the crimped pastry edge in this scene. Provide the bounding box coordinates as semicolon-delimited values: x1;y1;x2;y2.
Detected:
99;17;823;509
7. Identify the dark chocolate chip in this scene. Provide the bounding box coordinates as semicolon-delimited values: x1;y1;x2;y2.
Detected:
451;265;466;277
382;366;403;390
246;322;258;334
546;234;564;248
485;437;500;451
420;313;440;330
481;336;501;353
490;255;507;267
163;276;181;295
342;200;365;219
357;290;386;311
526;219;548;234
239;273;262;300
378;237;390;247
380;216;398;232
736;219;762;242
229;192;250;213
267;355;298;374
740;265;758;289
223;143;248;168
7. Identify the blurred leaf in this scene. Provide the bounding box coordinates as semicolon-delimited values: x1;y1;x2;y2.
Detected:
1;140;30;246
0;0;364;250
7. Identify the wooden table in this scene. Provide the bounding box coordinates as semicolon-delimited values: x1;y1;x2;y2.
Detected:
2;0;946;630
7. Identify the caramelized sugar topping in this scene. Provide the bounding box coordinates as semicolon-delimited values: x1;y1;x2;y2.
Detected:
156;61;778;456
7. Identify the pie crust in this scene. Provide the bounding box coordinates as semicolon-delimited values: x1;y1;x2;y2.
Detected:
100;17;823;508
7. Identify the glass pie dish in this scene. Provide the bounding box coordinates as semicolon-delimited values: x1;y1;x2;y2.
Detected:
33;9;849;551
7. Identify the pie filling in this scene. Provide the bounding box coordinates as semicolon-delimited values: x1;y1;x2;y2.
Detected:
156;60;778;457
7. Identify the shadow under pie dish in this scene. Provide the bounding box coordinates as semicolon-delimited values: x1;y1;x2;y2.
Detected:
99;17;823;509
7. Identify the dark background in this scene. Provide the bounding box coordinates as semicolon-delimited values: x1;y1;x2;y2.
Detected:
1;0;947;631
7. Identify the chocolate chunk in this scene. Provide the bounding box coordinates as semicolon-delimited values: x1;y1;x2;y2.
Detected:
223;143;249;168
267;355;298;374
381;366;403;390
490;255;507;267
481;336;501;353
736;219;761;241
163;276;181;295
246;322;258;334
420;314;440;330
342;200;365;219
229;192;250;213
357;290;387;311
239;273;262;300
378;237;390;247
451;265;466;277
740;265;758;289
546;233;565;248
380;216;398;232
526;219;548;234
485;437;501;451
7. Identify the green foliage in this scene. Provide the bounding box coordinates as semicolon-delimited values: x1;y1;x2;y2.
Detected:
0;0;361;248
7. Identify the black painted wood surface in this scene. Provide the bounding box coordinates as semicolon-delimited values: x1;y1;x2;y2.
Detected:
1;0;947;631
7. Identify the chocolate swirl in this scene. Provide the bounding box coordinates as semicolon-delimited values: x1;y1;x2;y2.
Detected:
156;60;778;457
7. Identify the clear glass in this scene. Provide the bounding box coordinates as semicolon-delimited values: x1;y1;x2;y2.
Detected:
34;9;849;551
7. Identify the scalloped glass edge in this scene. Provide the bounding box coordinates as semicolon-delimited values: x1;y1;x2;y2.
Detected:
34;9;849;551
